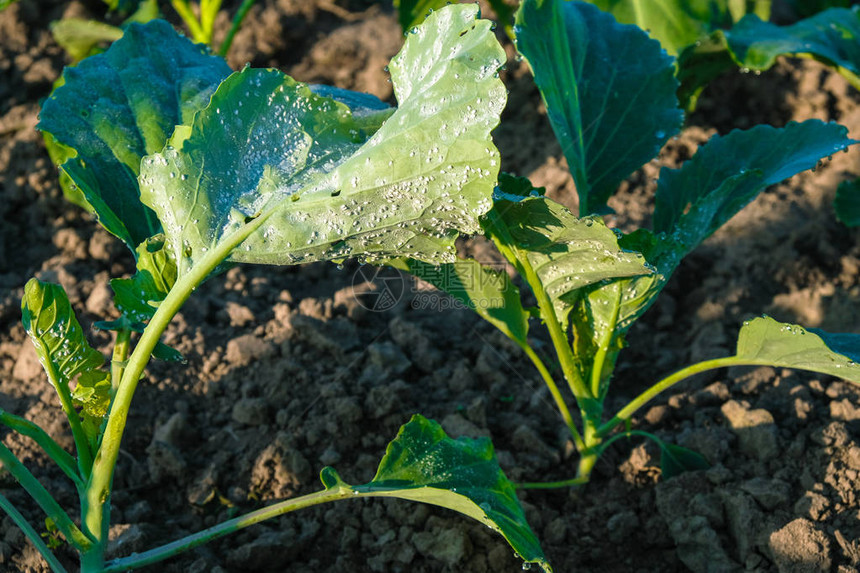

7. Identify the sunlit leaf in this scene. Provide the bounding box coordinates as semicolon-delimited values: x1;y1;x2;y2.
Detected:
321;414;551;572
140;5;507;277
736;316;860;383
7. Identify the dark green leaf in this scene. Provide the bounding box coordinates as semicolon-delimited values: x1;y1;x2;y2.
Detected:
141;5;506;277
349;414;551;572
50;18;123;62
38;20;232;252
736;316;860;383
652;120;856;274
679;8;860;108
152;342;185;362
391;258;530;346
726;9;860;83
660;443;709;479
835;178;860;227
515;0;682;215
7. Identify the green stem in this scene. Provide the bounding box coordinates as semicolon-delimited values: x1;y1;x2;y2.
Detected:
218;0;257;56
518;255;591;402
519;343;584;451
0;442;92;551
103;483;355;572
589;283;621;398
171;0;206;43
110;328;131;397
515;476;589;489
40;350;92;478
84;214;273;556
0;492;68;573
596;356;760;438
0;409;82;490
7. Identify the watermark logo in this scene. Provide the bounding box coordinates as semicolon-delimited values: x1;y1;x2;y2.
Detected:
351;266;406;311
352;262;509;313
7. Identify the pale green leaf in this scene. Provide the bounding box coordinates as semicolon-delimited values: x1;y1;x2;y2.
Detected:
515;0;683;215
141;4;506;277
322;414;551;572
21;280;109;442
486;195;654;329
51;18;123;63
582;0;734;56
38;20;232;251
736;316;860;383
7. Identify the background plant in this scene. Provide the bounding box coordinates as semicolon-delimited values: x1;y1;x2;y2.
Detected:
3;5;552;571
393;0;860;486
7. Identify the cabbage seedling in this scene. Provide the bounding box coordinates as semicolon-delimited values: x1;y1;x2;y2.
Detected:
397;0;860;486
5;6;551;572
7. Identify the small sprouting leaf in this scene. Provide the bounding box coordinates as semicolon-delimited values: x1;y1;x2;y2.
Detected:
152;342;184;363
110;235;177;325
141;4;506;277
515;0;683;215
660;443;709;479
652;121;857;274
21;279;109;447
71;370;111;418
834;178;860;227
736;316;860;383
22;279;105;389
50;18;123;62
38;20;232;252
355;414;551;572
391;258;530;346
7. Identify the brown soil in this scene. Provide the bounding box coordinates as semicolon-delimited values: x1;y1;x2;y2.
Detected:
3;0;860;572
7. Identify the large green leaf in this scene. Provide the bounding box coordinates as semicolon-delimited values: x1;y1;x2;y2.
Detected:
21;280;110;448
38;20;232;252
515;0;683;215
736;316;860;383
583;0;770;56
391;258;531;346
140;4;506;277
679;8;860;108
652;120;856;273
321;414;551;572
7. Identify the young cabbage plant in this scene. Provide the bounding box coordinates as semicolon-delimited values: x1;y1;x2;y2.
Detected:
395;0;860;486
5;6;552;572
